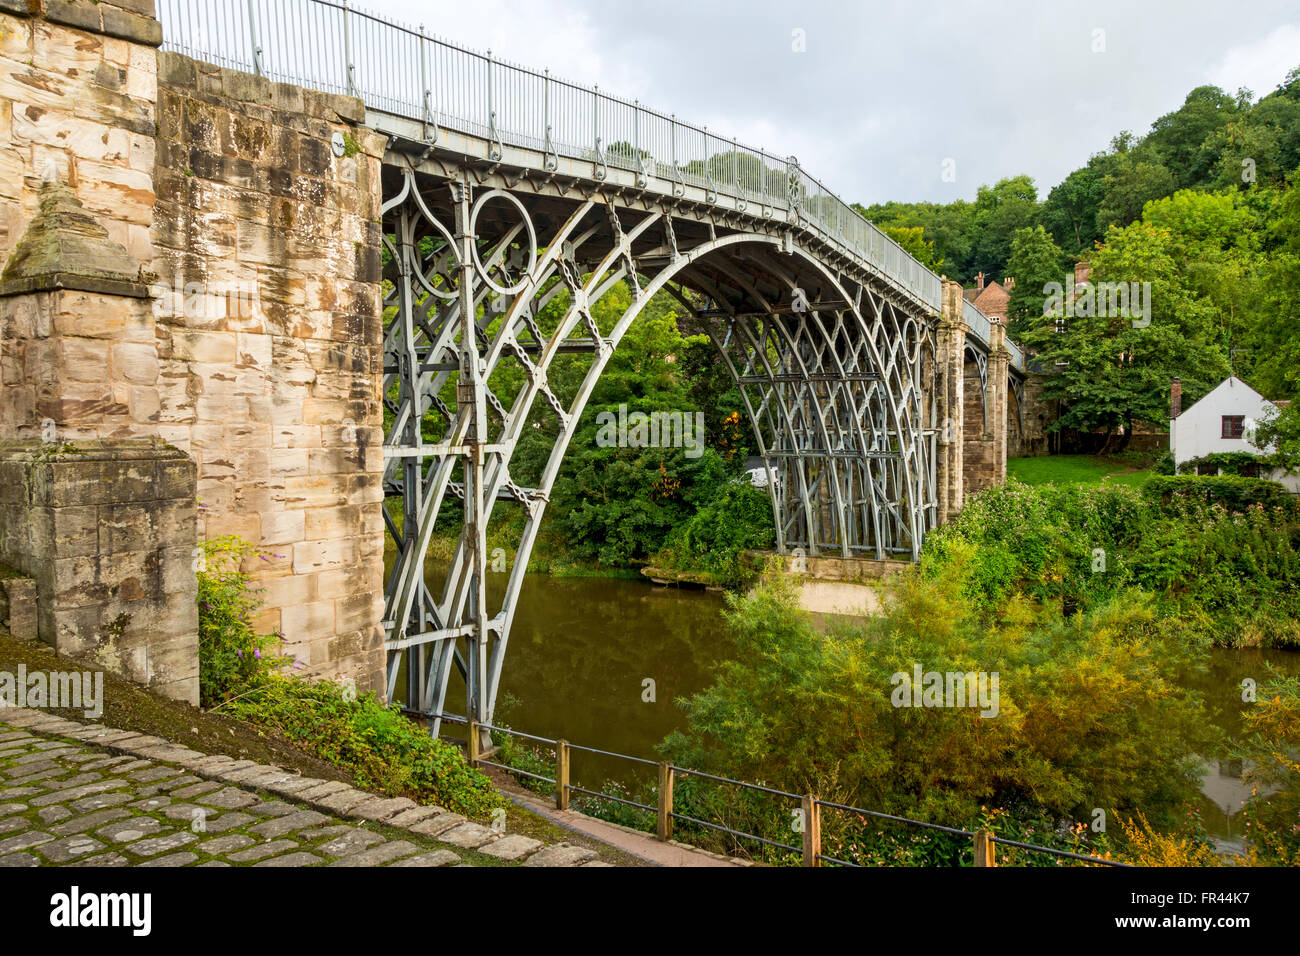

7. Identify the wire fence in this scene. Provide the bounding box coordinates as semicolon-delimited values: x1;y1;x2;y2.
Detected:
156;0;1023;368
440;716;1130;868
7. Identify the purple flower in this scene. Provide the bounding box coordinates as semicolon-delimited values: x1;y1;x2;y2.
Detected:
254;649;261;659
236;650;243;658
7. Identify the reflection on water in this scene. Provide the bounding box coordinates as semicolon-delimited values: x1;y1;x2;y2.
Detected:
399;565;1300;843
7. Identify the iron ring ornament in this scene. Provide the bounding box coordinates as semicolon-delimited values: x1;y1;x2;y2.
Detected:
469;189;538;297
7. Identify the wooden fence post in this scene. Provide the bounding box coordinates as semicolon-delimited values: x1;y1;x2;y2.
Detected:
467;720;480;767
555;739;570;810
974;829;997;867
802;794;821;867
657;762;674;842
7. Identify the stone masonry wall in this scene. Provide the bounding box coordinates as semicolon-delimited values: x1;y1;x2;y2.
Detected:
0;439;198;704
150;52;387;694
0;0;159;275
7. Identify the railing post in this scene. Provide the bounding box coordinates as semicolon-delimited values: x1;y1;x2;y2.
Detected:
467;719;481;767
656;762;674;842
486;49;502;161
245;0;263;77
801;794;821;867
974;829;997;867
341;0;356;97
419;23;436;144
555;739;570;810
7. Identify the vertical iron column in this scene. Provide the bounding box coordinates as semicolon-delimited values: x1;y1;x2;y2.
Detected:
452;179;491;752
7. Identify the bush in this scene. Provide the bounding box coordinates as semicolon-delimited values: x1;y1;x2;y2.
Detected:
197;536;290;707
222;676;505;819
662;557;1213;848
1143;474;1295;514
653;481;776;586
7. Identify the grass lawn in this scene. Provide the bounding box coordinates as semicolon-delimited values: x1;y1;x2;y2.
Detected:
1008;454;1155;488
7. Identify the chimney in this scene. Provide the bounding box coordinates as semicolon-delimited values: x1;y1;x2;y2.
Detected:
976;272;985;292
1003;277;1015;291
1170;378;1182;420
1075;260;1091;285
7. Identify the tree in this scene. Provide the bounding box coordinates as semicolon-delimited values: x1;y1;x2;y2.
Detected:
1095;159;1176;231
968;175;1041;282
1143;85;1240;189
1023;220;1228;444
1004;225;1065;341
1042;165;1106;255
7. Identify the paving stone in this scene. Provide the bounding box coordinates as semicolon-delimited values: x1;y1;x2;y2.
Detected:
227;840;299;863
78;756;139;773
248;810;330;839
0;817;30;835
202;812;256;834
435;823;499;850
31;781;126;807
254;852;323;867
128;767;179;784
522;844;598;867
127;797;171;812
297;781;352;801
197;861;232;867
69;793;133;813
96;818;164;842
387;806;449;828
479;834;543;861
77;852;132;867
388;850;461;867
198;834;255;855
170;781;224;800
246;800;297;817
0;803;26;817
222;764;280;783
326;841;420;867
159;803;205;823
349;797;418;822
11;749;76;765
581;861;616;867
38;835;105;862
139;852;198;868
316;828;385;857
0;853;39;867
52;809;132;835
37;807;72;824
124;832;197;858
410;813;467;837
195;787;261;810
0;788;45;800
0;831;53;855
314;789;373;814
263;776;324;797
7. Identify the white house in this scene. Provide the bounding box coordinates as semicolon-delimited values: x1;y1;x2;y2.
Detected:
1169;376;1300;493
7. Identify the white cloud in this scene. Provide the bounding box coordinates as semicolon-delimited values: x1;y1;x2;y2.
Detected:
1207;23;1300;100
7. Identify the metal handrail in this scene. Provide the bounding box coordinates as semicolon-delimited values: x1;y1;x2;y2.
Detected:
441;716;1125;868
155;0;1018;359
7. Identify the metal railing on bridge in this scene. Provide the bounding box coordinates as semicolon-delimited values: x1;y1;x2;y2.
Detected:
157;0;1023;368
442;716;1129;868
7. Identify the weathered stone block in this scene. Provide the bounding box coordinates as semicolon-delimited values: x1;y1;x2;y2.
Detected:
0;574;38;640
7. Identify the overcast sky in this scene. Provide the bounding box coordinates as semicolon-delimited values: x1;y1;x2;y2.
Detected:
365;0;1300;206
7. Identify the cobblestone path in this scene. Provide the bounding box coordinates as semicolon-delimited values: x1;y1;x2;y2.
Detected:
0;708;612;868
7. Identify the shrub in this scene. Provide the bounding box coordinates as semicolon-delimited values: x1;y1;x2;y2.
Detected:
1143;474;1295;514
653;481;776;586
222;675;505;818
197;536;290;707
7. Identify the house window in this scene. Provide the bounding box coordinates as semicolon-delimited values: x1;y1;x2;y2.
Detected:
1221;415;1245;439
1240;463;1261;478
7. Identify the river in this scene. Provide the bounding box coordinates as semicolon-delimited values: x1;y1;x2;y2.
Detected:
399;570;1300;845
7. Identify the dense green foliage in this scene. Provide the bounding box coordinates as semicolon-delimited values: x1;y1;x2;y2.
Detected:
657;553;1210;863
197;536;290;708
651;482;776;586
926;479;1300;649
222;676;504;818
